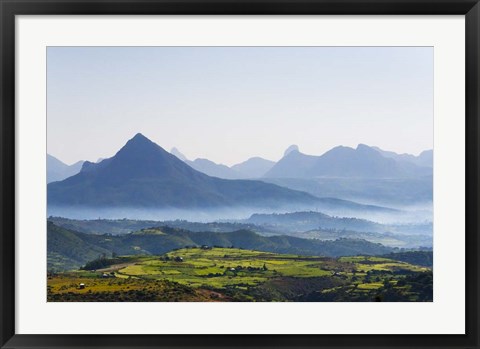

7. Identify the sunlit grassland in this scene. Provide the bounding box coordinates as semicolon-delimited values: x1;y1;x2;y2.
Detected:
116;248;333;288
48;247;433;302
338;256;429;273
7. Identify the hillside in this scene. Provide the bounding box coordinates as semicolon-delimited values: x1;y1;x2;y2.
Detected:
47;222;111;271
47;222;394;271
48;247;432;302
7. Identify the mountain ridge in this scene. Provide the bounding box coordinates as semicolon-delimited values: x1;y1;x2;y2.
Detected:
48;133;320;209
265;144;432;179
47;154;84;183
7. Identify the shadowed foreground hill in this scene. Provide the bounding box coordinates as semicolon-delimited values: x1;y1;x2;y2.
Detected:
47;221;394;271
48;133;318;209
48;222;111;271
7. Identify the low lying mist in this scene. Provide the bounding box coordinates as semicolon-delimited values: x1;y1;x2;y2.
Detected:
48;201;432;225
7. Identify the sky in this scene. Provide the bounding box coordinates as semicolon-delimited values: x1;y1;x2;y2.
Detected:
47;46;433;166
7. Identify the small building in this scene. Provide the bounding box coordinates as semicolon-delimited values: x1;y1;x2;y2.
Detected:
174;256;184;262
78;283;85;289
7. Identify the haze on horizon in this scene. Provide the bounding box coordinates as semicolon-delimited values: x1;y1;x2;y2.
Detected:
47;46;433;166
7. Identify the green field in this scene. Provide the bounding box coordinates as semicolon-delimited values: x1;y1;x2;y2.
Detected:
47;247;432;302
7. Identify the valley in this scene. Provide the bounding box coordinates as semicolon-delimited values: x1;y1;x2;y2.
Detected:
46;134;433;302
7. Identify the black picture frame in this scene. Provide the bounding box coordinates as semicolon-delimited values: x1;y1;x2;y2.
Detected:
1;1;479;348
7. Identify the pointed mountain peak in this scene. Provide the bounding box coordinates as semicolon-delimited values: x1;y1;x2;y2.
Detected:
284;144;299;157
129;132;151;144
119;133;161;153
170;147;188;161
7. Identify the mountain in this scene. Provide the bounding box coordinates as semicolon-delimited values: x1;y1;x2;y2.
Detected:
47;154;84;183
265;144;431;179
170;147;188;161
231;157;275;178
416;150;433;168
372;147;433;168
284;144;299;157
307;144;425;178
48;133;319;209
264;146;318;178
187;158;242;179
170;147;243;179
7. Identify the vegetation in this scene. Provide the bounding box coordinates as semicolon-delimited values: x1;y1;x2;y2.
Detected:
48;216;267;235
48;212;432;249
48;247;432;302
47;274;214;302
47;222;111;271
380;251;433;267
47;222;396;271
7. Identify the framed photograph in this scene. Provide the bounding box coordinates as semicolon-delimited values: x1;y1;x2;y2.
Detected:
1;0;479;348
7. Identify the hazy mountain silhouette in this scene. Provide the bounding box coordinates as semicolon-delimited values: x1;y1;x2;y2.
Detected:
231;157;275;178
48;133;320;208
187;158;243;179
47;154;84;183
170;147;188;161
416;150;433;168
308;144;408;178
169;147;243;179
265;144;431;179
372;147;433;168
284;144;299;157
264;146;318;178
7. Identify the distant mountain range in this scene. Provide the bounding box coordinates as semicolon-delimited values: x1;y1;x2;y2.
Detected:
187;158;242;179
169;147;275;179
170;143;432;180
231;157;276;178
47;135;432;209
265;144;432;179
372;147;433;168
49;142;432;183
48;133;319;209
47;155;84;183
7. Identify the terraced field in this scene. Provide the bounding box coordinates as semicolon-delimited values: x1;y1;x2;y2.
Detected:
47;247;432;302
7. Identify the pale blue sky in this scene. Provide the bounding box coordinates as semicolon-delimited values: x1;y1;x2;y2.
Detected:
47;47;433;166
